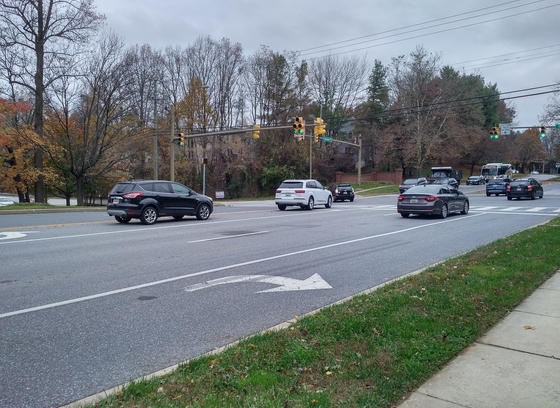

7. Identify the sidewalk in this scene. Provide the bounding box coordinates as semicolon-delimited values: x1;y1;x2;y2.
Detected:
398;271;560;408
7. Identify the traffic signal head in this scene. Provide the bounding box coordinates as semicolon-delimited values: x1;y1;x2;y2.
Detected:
252;124;260;139
490;127;499;139
293;116;304;136
540;126;546;138
178;133;184;146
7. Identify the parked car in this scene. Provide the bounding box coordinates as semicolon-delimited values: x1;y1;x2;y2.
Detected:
329;183;355;202
466;175;486;185
486;177;512;196
106;180;213;224
506;178;544;200
275;179;332;210
398;177;428;193
0;196;15;206
531;171;539;175
397;184;469;219
428;177;459;189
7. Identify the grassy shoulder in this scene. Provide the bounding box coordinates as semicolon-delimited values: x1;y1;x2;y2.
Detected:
0;203;102;211
88;217;560;408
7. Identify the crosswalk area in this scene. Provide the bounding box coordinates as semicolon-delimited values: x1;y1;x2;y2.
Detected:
336;204;560;215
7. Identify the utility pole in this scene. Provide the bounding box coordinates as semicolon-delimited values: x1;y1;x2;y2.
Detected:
153;81;158;180
170;104;175;182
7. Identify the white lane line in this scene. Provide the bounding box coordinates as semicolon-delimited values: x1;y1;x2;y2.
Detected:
189;231;268;243
526;207;548;212
0;213;485;319
501;207;523;212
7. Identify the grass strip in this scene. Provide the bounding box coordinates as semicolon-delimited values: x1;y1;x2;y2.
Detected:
88;217;560;408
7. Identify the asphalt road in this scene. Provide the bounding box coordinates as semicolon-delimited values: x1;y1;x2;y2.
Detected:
1;179;559;407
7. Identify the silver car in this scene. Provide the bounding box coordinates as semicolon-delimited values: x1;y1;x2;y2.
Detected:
275;179;333;210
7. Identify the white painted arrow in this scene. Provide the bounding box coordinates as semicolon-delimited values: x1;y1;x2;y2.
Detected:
185;273;332;293
0;231;28;240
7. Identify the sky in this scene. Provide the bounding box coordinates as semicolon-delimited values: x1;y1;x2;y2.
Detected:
93;0;560;130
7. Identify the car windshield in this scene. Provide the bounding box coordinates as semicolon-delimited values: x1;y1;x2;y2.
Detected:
510;181;528;187
468;176;479;179
403;185;439;194
403;179;418;185
279;181;303;189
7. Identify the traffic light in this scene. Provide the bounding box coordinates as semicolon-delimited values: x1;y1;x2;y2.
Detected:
314;118;326;142
293;117;305;137
177;133;184;146
489;127;499;139
252;124;260;139
540;126;546;138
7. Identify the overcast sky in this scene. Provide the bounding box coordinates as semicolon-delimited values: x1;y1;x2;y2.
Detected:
94;0;560;129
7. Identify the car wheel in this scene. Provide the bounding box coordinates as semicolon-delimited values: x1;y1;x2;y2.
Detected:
350;197;354;202
278;204;286;211
531;191;536;200
461;201;469;214
307;196;314;210
114;215;130;224
486;192;490;197
325;196;332;209
540;192;543;199
196;203;211;220
507;196;512;201
439;204;448;219
140;206;158;225
400;212;410;218
173;215;184;220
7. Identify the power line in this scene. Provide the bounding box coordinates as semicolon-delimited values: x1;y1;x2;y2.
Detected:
298;0;539;54
300;2;560;59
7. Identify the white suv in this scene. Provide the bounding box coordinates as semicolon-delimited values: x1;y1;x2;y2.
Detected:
275;179;333;211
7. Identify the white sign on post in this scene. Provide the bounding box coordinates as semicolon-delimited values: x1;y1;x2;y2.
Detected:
500;123;511;136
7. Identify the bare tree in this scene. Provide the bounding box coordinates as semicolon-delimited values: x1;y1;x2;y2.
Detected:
0;0;105;202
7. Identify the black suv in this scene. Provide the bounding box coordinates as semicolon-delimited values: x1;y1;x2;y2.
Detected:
106;180;213;225
329;183;355;202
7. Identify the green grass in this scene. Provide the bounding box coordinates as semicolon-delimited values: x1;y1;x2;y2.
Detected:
0;202;102;211
86;216;560;408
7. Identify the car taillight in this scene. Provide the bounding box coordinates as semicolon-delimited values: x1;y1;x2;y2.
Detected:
294;190;305;193
527;185;533;191
397;195;405;201
123;192;143;199
424;196;438;202
276;190;282;193
507;186;511;191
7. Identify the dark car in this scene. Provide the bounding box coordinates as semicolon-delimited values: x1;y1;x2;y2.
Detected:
428;177;459;189
506;178;544;200
329;183;355;202
397;184;469;219
466;175;486;185
486;177;512;196
398;177;427;194
106;180;213;225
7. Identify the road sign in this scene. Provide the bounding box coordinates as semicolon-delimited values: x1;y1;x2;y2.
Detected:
556;124;560;129
323;137;332;142
500;123;511;136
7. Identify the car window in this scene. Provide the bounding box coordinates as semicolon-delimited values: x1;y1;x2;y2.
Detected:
315;181;324;189
153;182;171;193
306;181;317;188
403;179;417;185
279;181;303;189
439;186;450;194
111;183;136;194
171;183;191;195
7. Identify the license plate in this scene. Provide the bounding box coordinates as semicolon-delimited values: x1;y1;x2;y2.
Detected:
284;194;291;197
410;199;418;203
516;187;521;191
112;198;120;204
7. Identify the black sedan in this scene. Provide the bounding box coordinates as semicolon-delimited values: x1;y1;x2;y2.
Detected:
397;184;469;219
398;177;427;193
506;178;543;200
329;183;355;202
466;175;486;185
486;178;511;196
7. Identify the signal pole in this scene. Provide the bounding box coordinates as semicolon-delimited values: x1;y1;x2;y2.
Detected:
170;104;175;181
